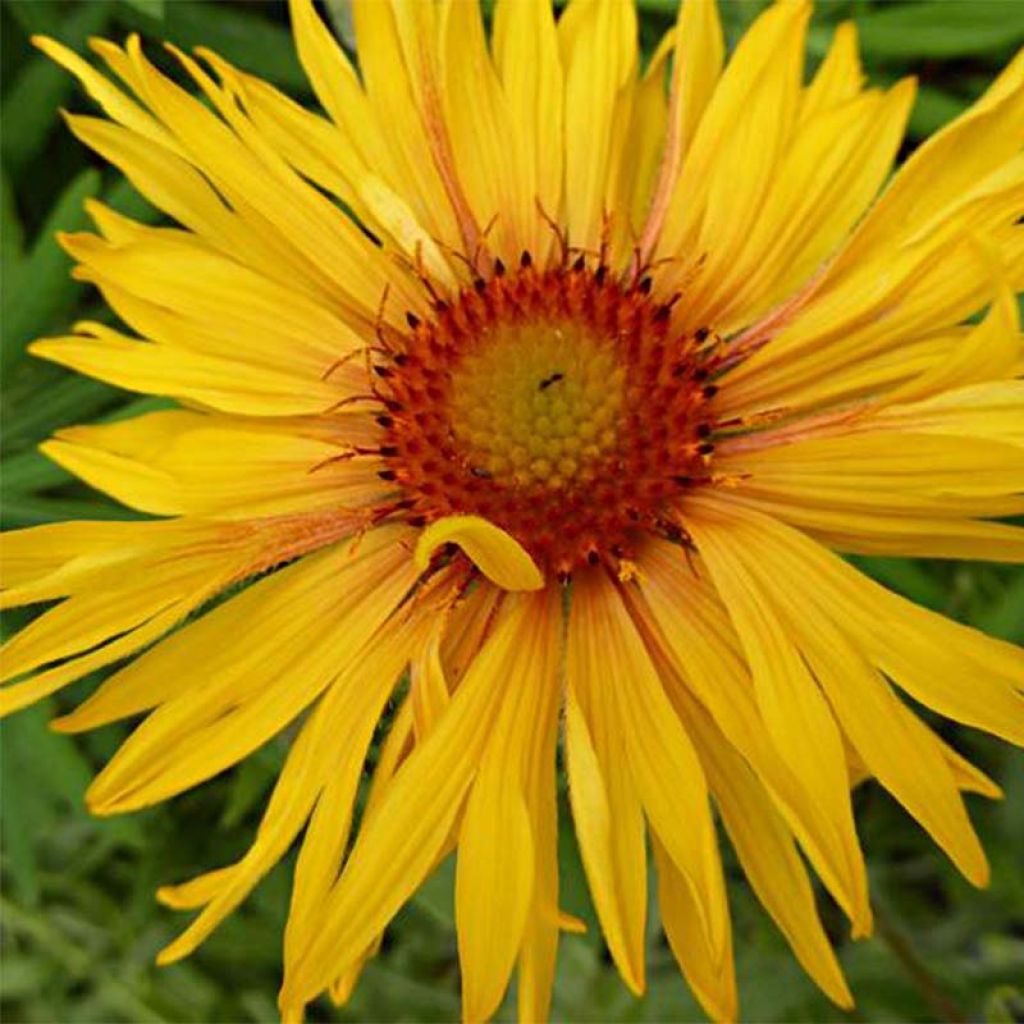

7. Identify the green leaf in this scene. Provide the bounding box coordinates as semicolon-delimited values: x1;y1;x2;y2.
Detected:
0;448;71;495
0;725;44;906
1;168;25;272
3;370;123;449
120;0;164;19
103;175;161;225
113;0;308;93
0;1;113;177
851;556;947;611
908;84;970;139
323;0;356;52
1;168;102;375
1;494;142;528
219;746;283;828
972;572;1024;643
855;1;1024;59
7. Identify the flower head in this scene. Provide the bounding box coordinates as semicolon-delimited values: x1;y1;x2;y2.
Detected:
3;0;1023;1020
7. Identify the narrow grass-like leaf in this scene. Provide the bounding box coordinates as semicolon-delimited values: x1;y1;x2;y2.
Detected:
2;494;142;528
0;449;70;495
3;371;124;449
851;556;947;611
1;169;25;272
856;1;1024;58
0;2;112;177
113;0;308;92
1;168;101;375
120;0;164;19
908;84;969;138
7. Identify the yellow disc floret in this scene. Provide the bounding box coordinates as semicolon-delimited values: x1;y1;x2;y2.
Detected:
447;318;627;490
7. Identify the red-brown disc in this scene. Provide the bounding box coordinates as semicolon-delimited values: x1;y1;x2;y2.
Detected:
375;260;717;576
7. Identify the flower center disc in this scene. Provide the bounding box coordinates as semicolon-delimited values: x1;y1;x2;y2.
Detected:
376;261;717;576
447;317;626;490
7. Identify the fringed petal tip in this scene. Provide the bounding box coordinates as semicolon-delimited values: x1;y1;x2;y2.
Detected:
415;515;544;591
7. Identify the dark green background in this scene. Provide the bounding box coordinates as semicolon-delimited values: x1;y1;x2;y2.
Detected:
2;1;1024;1020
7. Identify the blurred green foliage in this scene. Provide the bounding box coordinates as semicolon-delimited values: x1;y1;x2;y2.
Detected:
2;1;1023;1021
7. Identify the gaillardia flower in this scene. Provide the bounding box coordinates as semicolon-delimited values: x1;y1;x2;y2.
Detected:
3;0;1023;1019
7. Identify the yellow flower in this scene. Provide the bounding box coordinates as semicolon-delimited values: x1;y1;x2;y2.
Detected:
2;0;1023;1020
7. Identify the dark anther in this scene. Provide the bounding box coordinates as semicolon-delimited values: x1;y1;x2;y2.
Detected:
696;424;712;440
573;254;586;272
674;475;693;486
433;299;449;313
378;469;397;481
697;442;715;456
375;415;394;428
383;399;404;412
694;326;710;342
587;550;600;566
493;257;506;276
653;304;672;322
394;498;416;510
379;445;400;457
473;277;487;293
392;353;408;366
672;361;688;378
662;522;684;543
520;250;533;268
470;466;493;479
638;276;653;294
611;544;626;559
595;265;608;286
692;367;710;382
373;365;392;378
626;507;640;521
408;515;426;527
538;371;565;391
405;312;421;329
702;384;719;399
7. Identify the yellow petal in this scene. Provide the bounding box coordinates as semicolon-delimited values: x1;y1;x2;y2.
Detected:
836;52;1024;273
349;0;463;253
516;586;564;1024
652;834;737;1023
491;0;563;260
563;688;646;995
672;682;852;1009
43;410;385;520
416;515;544;591
715;79;914;331
1;521;249;715
439;0;529;262
457;575;560;1021
809;635;988;886
122;34;415;319
32;34;176;150
657;1;808;275
682;509;872;937
456;756;535;1022
157;595;429;967
560;0;638;252
882;271;1020;406
633;538;876;940
723;190;1024;419
410;617;452;742
571;573;728;964
690;494;1024;748
280;592;550;1015
638;0;723;259
85;530;418;815
800;21;864;122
